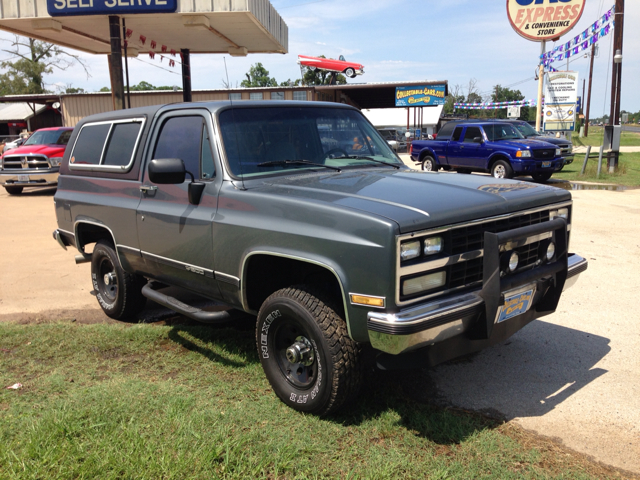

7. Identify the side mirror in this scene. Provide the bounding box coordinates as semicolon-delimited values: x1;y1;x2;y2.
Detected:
473;137;483;144
148;158;186;184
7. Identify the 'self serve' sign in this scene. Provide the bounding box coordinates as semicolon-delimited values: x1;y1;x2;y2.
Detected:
47;0;177;16
506;0;586;42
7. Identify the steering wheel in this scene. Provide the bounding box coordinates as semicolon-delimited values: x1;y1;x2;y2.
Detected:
324;148;349;159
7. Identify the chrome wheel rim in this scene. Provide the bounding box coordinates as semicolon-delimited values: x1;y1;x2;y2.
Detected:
493;165;506;178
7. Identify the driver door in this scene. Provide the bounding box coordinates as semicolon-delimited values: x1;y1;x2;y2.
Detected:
136;109;222;299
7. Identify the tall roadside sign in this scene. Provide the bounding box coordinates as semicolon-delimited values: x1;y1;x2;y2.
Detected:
506;0;586;131
543;71;579;131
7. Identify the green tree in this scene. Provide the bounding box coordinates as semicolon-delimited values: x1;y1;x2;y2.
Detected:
99;86;111;92
0;35;89;95
240;63;278;88
490;85;528;120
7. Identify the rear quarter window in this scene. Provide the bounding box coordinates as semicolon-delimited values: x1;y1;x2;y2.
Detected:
69;118;145;172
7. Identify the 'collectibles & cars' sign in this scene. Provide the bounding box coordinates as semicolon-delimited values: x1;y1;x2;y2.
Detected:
506;0;586;42
47;0;177;16
395;85;446;107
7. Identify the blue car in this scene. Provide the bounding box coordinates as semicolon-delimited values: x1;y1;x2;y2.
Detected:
411;121;564;182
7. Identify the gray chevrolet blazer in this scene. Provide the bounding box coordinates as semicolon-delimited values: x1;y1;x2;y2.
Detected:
53;101;587;415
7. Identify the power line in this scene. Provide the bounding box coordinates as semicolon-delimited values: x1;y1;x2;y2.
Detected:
131;56;182;76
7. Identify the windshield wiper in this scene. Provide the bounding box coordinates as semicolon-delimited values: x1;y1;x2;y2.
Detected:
336;155;401;169
257;159;341;172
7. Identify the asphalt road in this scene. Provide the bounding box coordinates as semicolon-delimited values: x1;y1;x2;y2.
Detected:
622;125;640;133
0;182;638;474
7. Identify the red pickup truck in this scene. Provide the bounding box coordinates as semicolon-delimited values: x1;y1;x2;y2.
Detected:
0;127;73;195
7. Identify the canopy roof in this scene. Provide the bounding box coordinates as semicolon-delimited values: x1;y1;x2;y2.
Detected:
0;102;47;121
0;0;287;56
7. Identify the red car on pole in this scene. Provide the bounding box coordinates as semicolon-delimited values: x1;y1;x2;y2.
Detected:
297;55;364;78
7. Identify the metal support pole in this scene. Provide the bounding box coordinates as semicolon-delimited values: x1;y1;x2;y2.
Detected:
535;40;546;132
580;145;591;175
181;48;192;102
596;144;604;178
108;16;125;111
122;18;131;109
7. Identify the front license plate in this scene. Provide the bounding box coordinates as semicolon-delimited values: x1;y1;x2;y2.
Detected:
541;161;551;168
17;174;29;182
496;289;534;323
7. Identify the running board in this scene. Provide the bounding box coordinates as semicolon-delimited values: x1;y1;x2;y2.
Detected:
141;281;235;324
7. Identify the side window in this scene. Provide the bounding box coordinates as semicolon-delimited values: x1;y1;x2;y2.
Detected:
103;122;142;166
153;116;203;179
451;126;463;142
71;124;110;165
463;127;482;143
201;124;215;179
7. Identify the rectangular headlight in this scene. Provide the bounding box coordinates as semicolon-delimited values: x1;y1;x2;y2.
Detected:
400;240;421;261
555;149;561;157
516;150;531;158
423;236;443;255
402;271;446;296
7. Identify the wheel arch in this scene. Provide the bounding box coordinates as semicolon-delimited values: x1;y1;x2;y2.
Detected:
488;153;512;170
418;147;439;164
241;251;351;335
74;220;123;268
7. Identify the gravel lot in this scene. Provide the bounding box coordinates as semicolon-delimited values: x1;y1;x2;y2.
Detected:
1;181;638;474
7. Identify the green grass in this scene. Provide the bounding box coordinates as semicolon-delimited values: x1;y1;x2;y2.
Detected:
572;126;640;147
554;152;640;186
0;321;627;479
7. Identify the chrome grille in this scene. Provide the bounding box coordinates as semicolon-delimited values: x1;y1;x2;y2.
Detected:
532;149;555;159
2;155;50;170
449;210;550;255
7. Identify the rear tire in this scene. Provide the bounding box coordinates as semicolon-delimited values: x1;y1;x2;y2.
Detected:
532;172;553;182
421;156;436;172
256;286;362;415
91;240;147;320
490;160;514;179
4;186;23;195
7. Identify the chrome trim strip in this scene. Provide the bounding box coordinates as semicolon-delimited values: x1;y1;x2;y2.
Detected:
117;245;142;257
54;230;67;250
395;201;573;307
68;117;146;173
499;231;552;252
57;228;75;238
215;271;240;287
141;250;215;278
240;250;351;337
401;249;484;276
349;292;386;309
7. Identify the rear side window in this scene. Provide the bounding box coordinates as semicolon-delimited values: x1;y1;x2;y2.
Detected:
436;122;456;139
463;126;482;143
70;118;145;171
451;126;463;142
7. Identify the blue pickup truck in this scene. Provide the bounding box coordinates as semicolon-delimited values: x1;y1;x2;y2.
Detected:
410;121;564;182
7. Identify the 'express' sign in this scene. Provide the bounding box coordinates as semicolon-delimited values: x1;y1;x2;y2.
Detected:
506;0;586;42
47;0;177;16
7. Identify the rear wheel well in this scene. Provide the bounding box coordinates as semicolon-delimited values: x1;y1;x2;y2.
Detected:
244;255;344;315
75;223;115;252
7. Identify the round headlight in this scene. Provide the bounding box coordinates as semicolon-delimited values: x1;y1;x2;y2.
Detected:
508;251;519;272
546;241;555;261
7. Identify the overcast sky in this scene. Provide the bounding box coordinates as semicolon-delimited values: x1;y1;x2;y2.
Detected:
1;0;638;115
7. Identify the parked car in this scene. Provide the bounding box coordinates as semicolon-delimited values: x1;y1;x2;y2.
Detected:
0;127;73;195
376;128;405;151
53;101;586;415
2;136;27;153
297;55;364;78
410;121;564;182
502;119;574;168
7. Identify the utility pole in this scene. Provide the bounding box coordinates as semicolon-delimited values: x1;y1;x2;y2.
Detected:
585;43;595;137
535;40;546;132
608;0;624;170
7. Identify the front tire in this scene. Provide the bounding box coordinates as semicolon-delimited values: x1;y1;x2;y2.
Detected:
91;240;147;320
256;286;362;415
532;172;553;182
4;186;23;195
491;160;514;179
421;155;436;172
344;67;356;78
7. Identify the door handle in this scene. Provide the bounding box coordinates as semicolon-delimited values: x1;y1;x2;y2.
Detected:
140;185;158;193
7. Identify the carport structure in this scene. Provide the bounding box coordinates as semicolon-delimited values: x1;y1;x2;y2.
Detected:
0;0;288;108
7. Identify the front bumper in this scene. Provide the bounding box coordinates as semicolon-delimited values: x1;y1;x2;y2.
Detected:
0;169;59;187
368;218;587;358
